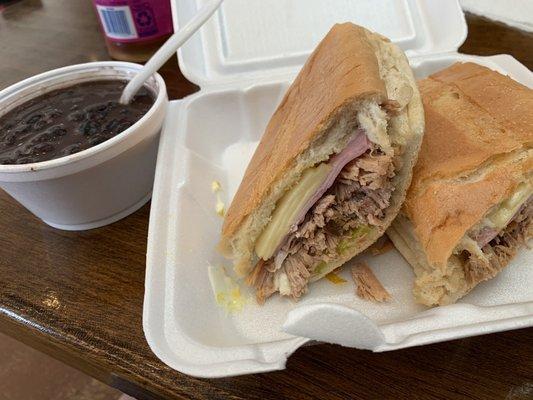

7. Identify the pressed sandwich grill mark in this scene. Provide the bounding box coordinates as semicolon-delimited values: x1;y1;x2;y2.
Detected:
427;77;515;144
408;147;530;201
424;82;518;146
431;68;487;85
431;73;531;141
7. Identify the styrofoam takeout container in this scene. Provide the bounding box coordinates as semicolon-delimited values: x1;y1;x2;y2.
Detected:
0;62;168;230
144;0;533;377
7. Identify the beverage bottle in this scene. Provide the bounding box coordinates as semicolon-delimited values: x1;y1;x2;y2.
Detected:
92;0;173;62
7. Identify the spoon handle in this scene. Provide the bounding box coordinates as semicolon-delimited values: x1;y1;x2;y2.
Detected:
120;0;224;104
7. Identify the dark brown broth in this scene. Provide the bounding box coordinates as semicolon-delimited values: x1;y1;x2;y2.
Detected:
0;80;154;165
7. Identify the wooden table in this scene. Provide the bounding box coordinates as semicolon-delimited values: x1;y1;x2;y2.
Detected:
0;1;532;399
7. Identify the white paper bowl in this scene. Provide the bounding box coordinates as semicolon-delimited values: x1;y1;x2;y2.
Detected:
0;62;168;230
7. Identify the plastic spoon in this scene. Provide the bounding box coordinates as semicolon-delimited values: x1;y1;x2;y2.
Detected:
120;0;224;104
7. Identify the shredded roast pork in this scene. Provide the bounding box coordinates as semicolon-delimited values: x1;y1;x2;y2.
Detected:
463;199;532;286
288;131;371;231
351;262;391;303
247;145;397;303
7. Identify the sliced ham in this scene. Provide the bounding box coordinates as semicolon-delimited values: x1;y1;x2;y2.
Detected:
291;130;371;230
463;199;531;286
471;196;532;247
471;226;499;248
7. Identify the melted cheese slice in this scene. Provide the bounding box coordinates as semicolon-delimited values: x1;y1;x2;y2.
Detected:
485;182;532;229
255;163;332;260
456;182;532;257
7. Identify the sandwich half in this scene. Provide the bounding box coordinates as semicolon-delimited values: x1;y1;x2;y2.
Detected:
219;23;424;303
388;62;533;306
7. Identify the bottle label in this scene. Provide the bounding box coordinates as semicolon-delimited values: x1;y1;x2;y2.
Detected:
94;0;173;42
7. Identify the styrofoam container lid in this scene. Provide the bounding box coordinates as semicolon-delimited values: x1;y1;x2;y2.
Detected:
172;0;468;86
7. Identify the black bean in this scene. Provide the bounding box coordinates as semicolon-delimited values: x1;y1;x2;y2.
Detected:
62;143;82;155
18;148;33;157
97;111;108;120
88;136;107;147
0;157;16;165
46;109;62;119
15;157;34;164
116;121;132;133
13;125;29;135
84;110;107;121
26;113;43;125
134;93;152;103
48;125;67;137
79;120;101;136
29;142;54;155
32;119;47;130
96;103;108;112
31;134;49;144
103;119;120;133
32;125;66;143
68;111;85;122
2;122;14;131
85;103;109;115
2;132;17;146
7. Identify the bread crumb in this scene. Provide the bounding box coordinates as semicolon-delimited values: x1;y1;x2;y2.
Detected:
211;180;222;192
211;180;225;217
351;262;391;302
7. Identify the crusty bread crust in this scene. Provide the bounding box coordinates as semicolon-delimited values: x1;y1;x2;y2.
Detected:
402;63;533;269
221;23;387;241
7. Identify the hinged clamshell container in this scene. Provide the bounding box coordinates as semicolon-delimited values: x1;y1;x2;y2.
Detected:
144;0;533;378
173;0;468;86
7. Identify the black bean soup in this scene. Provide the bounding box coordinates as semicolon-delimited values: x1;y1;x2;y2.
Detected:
0;80;155;165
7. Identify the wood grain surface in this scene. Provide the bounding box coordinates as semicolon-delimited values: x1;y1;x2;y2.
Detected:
0;1;532;400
